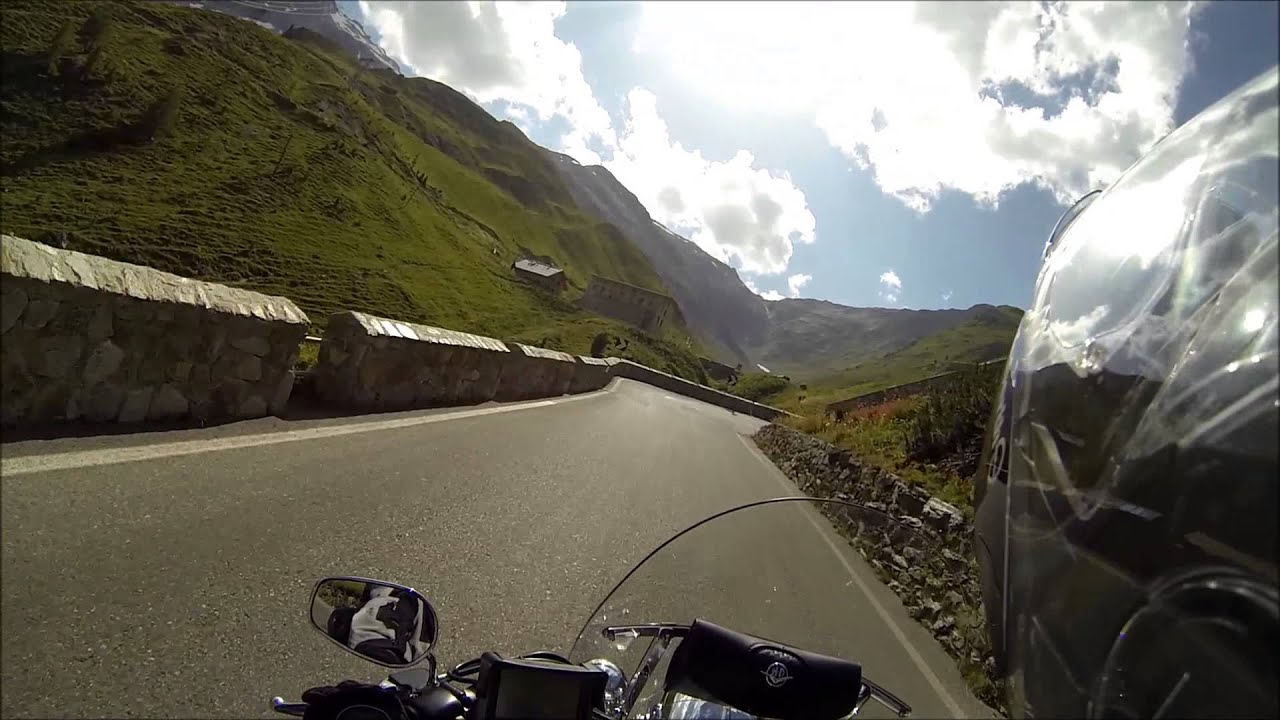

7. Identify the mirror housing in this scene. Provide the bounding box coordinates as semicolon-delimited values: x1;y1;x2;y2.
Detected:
309;576;439;668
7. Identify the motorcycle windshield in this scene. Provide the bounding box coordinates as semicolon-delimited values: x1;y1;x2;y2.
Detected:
569;497;952;719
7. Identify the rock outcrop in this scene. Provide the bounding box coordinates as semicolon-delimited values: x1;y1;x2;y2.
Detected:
1;235;308;425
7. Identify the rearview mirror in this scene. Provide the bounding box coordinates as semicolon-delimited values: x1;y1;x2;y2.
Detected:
309;577;439;667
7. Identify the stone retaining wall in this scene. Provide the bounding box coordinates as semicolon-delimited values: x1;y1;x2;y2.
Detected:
1;235;308;425
309;312;797;416
312;311;511;411
495;343;576;402
570;356;611;394
0;229;794;427
752;422;1002;709
609;359;792;420
826;358;1006;418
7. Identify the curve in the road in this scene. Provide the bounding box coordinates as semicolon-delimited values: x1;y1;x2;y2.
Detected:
1;379;990;719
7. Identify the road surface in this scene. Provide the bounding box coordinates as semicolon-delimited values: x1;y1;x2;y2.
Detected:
1;379;994;718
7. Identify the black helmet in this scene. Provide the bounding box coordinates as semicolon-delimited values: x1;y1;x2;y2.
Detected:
974;66;1278;719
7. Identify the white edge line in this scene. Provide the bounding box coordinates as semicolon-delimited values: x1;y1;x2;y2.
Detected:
2;383;620;478
737;433;967;719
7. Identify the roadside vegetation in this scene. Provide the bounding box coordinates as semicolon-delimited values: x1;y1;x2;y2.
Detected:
294;339;321;372
711;310;1016;415
776;362;1008;709
783;362;1005;513
724;372;791;402
0;0;708;379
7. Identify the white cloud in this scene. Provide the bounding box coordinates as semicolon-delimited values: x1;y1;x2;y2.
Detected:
787;273;812;297
744;277;788;302
357;1;817;277
879;269;903;303
358;1;616;163
605;90;816;275
634;1;1203;211
1049;303;1111;347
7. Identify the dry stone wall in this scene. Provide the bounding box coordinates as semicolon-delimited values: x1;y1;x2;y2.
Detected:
752;422;1002;709
1;235;308;425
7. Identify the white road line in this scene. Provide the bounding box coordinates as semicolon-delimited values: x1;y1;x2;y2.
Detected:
1;384;617;477
737;433;967;719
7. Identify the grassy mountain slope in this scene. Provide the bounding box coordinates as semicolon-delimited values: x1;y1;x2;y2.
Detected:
738;305;1022;414
0;0;708;381
545;151;770;364
745;300;1021;380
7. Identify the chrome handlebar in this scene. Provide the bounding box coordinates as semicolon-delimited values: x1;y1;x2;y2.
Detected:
273;622;912;719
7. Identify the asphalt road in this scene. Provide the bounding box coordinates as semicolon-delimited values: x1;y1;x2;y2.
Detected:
1;379;994;719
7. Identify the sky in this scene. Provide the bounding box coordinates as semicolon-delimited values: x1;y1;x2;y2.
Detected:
344;0;1277;311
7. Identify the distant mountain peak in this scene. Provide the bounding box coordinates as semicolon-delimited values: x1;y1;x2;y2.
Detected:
540;147;1020;376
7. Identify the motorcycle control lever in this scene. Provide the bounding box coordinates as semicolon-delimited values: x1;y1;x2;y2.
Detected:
270;697;307;717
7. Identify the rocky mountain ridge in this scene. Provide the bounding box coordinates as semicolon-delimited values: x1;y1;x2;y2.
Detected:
545;151;1021;376
174;0;400;72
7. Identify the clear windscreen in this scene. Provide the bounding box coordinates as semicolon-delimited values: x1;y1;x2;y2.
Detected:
996;67;1278;719
568;498;958;719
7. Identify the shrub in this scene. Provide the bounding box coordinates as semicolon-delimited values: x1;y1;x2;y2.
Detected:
781;365;1004;513
294;341;320;372
902;363;1003;477
733;372;791;402
589;332;611;358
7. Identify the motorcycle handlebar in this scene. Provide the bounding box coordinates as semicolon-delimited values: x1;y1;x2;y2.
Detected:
269;698;307;717
274;677;910;719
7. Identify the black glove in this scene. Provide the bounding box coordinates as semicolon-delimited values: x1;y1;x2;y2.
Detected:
376;597;419;639
301;680;408;720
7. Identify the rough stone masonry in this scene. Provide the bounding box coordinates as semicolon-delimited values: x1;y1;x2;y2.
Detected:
753;422;1003;708
1;235;309;425
313;311;513;411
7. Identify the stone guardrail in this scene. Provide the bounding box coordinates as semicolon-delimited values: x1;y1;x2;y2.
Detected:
312;311;513;411
570;355;611;394
496;343;577;402
1;237;793;426
753;422;1001;708
609;359;794;421
311;312;794;418
1;235;308;425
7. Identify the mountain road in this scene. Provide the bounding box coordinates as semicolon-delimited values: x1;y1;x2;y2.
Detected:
1;379;993;718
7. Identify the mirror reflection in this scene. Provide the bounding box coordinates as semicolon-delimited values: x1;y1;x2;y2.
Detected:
310;578;436;666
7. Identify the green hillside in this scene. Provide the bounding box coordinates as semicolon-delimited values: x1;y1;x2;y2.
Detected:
0;0;708;381
736;305;1021;414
